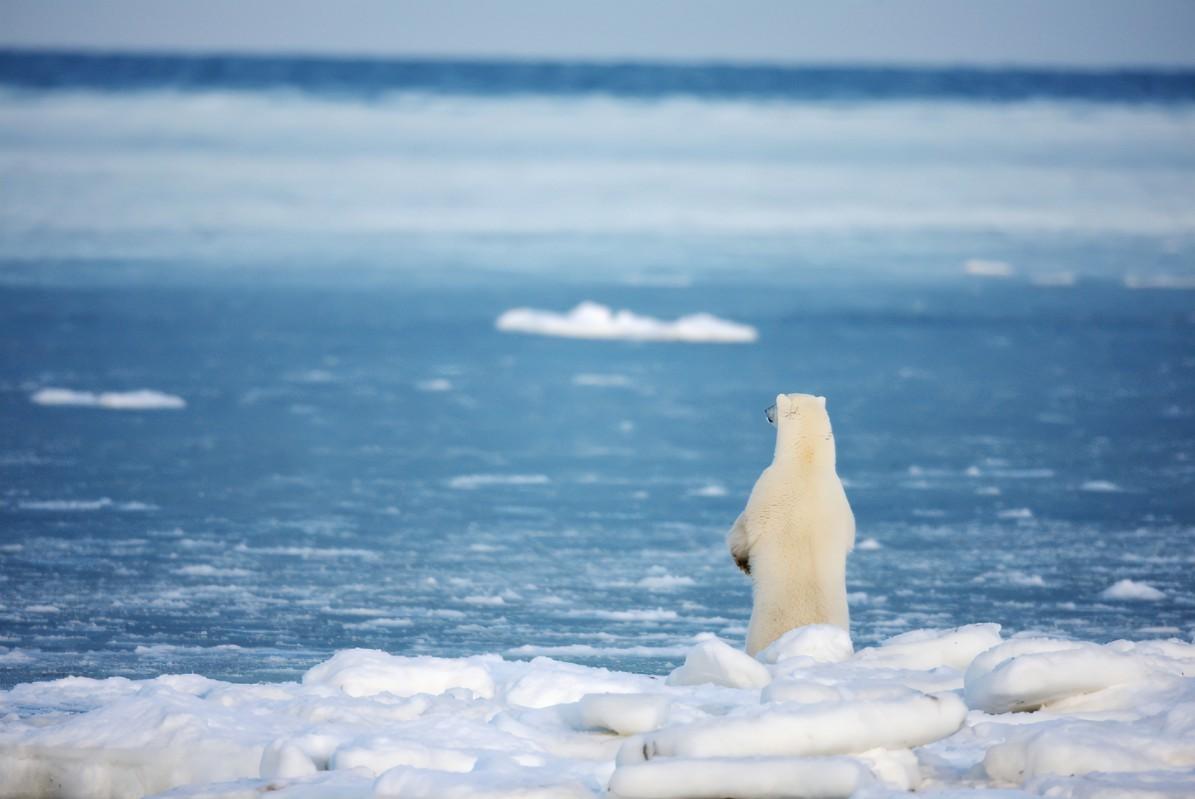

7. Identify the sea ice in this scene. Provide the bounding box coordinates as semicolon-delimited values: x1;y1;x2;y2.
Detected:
1100;579;1166;601
756;624;854;665
495;302;758;343
1;627;1194;799
664;635;771;689
963;259;1014;278
29;388;186;410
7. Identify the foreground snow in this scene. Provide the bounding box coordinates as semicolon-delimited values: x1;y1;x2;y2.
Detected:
1;624;1193;798
495;302;758;343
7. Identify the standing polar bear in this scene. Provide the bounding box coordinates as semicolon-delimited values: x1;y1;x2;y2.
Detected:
728;393;855;655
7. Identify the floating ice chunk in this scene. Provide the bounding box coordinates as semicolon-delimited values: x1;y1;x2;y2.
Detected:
573;373;633;387
174;564;252;578
495;302;758;343
16;498;152;512
608;755;872;799
570;608;679;622
1032;271;1078;287
0;648;35;664
756;624;854;665
564;693;671;735
1100;579;1165;601
629;692;966;760
1124;274;1195;290
665;637;771;689
856;623;1003;671
302;649;494;699
964;639;1153;714
415;378;453;392
1080;479;1122;492
856;537;882;550
636;573;696;590
447;474;549;490
30;387;185;410
964;259;1014;278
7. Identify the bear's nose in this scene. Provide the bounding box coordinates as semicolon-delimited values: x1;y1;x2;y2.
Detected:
764;403;777;426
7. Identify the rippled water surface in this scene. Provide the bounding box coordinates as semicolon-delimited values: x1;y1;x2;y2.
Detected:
1;53;1193;687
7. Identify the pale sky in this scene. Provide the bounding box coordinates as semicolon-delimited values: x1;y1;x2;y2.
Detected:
2;0;1195;68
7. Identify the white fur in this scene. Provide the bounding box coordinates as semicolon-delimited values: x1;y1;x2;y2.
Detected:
728;393;855;655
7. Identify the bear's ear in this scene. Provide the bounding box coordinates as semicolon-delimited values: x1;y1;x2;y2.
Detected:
816;395;827;409
775;393;787;410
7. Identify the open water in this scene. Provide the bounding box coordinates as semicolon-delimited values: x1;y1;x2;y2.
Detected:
1;52;1193;687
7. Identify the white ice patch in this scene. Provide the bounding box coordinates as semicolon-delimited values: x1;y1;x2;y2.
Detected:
964;258;1014;278
1081;479;1123;492
686;483;727;498
856;623;1004;671
635;573;696;591
17;498;155;512
173;565;252;578
495;302;757;343
756;624;854;665
447;474;550;490
568;609;679;622
30;387;185;410
415;378;453;392
1031;271;1078;287
964;638;1159;714
565;693;671;736
572;373;634;388
1100;579;1166;601
302;649;495;699
1124;273;1195;290
665;636;771;689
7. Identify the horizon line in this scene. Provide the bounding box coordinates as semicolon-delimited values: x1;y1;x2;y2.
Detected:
4;44;1195;77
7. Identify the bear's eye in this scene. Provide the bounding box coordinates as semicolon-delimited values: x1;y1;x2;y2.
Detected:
765;404;777;426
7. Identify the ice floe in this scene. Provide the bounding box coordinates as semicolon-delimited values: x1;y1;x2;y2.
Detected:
447;474;550;490
495;302;757;343
1100;578;1166;601
2;624;1194;798
29;388;186;410
963;258;1014;278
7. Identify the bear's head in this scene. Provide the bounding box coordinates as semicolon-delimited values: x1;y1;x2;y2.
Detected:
766;393;835;465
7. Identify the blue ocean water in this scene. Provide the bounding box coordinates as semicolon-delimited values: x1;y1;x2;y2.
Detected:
1;52;1193;688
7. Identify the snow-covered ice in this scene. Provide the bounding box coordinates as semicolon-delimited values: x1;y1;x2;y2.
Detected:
29;388;186;410
2;624;1194;798
495;302;758;343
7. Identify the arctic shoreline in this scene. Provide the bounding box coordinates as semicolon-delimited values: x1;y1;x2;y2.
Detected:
2;623;1193;799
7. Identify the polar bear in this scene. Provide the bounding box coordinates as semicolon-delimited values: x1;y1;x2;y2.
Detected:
728;393;855;655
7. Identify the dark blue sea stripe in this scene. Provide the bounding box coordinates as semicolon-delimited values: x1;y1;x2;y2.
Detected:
1;49;1194;103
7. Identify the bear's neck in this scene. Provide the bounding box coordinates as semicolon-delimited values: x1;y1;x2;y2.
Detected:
774;435;835;474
